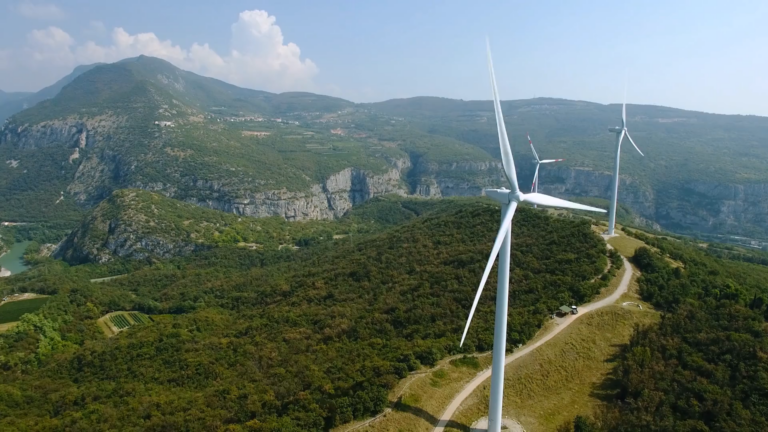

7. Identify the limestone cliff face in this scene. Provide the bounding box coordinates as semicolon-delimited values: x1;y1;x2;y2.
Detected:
656;182;768;235
532;166;768;235
1;116;119;151
184;166;409;221
4;117;767;236
409;160;506;198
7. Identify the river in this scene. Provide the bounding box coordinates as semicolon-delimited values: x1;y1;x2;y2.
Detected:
0;241;31;276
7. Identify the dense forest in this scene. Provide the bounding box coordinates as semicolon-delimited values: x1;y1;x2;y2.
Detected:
562;232;768;432
0;201;608;431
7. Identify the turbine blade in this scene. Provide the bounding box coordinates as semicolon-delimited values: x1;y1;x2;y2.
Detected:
528;133;540;162
622;77;627;128
487;40;519;193
460;203;517;347
531;164;540;193
626;132;644;156
618;129;626;148
540;159;564;163
524;193;607;213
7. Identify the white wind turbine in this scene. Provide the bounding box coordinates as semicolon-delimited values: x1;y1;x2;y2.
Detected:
460;41;607;432
527;133;564;208
606;88;644;236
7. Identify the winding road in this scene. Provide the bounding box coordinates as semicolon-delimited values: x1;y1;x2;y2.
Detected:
433;255;634;432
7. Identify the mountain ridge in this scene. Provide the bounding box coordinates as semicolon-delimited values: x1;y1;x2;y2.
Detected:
1;55;767;238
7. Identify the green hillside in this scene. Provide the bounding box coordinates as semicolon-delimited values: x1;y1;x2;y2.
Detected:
0;90;33;105
566;232;768;431
368;96;768;185
0;199;608;431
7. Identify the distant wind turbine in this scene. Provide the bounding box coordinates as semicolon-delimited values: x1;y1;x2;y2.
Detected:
527;133;564;208
459;40;606;432
606;87;644;235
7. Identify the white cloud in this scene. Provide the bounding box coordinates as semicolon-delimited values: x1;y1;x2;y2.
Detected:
21;9;318;93
25;26;74;64
15;1;66;20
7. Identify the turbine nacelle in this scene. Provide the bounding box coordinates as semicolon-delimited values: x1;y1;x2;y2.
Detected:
484;188;524;205
609;126;622;133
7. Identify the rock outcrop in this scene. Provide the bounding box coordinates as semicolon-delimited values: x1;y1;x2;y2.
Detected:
185;166;409;221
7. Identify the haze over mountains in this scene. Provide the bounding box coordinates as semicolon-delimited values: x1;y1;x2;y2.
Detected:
1;55;767;238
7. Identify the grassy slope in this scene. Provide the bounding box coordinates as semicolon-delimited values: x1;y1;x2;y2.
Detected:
333;355;494;432
449;305;658;432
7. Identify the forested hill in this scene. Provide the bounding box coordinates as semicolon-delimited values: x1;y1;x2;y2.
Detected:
569;232;768;431
0;201;608;431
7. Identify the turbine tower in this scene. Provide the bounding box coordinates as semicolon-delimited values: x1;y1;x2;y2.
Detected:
606;89;644;236
460;41;607;432
528;133;564;208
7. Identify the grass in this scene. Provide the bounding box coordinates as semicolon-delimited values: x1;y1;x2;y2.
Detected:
607;233;647;257
449;305;658;432
333;354;493;432
0;321;19;332
97;311;152;337
592;262;629;302
0;297;50;324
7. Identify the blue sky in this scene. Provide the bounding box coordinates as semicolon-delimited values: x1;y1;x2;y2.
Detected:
1;0;766;115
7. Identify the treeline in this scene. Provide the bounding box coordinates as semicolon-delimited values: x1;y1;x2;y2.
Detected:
0;202;607;431
561;232;768;432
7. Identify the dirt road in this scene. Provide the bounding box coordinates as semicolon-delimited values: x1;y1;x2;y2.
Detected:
433;255;634;431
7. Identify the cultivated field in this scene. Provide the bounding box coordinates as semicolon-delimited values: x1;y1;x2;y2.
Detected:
97;311;152;337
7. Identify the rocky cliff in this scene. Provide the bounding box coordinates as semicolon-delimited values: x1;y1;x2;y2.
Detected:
4;116;767;237
529;165;768;236
54;191;208;264
183;165;410;221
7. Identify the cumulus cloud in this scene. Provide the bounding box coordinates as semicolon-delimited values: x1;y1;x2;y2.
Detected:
25;26;74;64
21;9;318;93
15;1;66;20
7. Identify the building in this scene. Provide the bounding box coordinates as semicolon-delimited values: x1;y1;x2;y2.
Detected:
558;305;578;316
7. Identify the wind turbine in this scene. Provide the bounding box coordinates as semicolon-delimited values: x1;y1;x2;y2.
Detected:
527;133;564;208
606;87;644;236
460;41;607;432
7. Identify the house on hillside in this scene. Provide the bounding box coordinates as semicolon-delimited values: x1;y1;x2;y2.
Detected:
557;305;578;316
